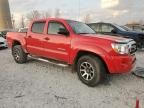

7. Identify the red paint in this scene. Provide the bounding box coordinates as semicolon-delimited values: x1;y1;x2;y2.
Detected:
136;98;140;108
7;18;136;74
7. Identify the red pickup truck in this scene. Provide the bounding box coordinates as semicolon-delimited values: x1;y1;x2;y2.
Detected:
7;18;137;86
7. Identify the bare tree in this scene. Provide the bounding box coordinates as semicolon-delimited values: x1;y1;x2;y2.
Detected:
41;10;51;18
54;9;61;18
19;15;25;28
84;13;91;23
11;14;15;29
26;10;52;21
26;10;41;21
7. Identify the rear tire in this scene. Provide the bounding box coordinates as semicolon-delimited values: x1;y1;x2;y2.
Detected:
76;55;106;87
12;45;27;64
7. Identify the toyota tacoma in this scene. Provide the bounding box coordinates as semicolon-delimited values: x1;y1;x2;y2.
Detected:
7;18;137;86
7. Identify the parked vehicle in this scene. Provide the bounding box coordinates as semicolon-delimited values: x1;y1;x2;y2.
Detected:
88;22;144;49
125;24;144;32
18;28;28;33
0;29;14;39
7;18;137;86
121;26;132;31
0;34;7;48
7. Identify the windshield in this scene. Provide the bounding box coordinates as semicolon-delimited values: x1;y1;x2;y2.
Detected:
121;26;132;31
67;20;96;34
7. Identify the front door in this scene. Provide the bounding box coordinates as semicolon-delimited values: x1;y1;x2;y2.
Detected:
42;21;71;62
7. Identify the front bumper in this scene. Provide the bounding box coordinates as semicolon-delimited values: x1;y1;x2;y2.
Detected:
0;41;7;48
107;54;136;74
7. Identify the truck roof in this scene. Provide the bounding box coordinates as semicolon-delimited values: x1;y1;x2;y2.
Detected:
33;18;69;22
32;18;83;23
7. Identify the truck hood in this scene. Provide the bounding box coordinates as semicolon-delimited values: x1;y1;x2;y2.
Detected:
81;34;133;43
0;37;5;42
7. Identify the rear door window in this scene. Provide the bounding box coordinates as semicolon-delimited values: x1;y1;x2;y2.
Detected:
32;22;46;34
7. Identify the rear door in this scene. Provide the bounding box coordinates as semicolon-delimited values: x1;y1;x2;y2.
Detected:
26;21;46;56
42;21;71;62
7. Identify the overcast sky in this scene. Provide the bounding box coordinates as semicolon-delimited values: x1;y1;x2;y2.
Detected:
9;0;144;26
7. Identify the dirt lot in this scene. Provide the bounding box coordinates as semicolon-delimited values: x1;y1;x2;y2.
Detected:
0;48;144;108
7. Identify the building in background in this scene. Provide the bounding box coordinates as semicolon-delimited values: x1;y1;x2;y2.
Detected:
0;0;12;30
126;23;144;32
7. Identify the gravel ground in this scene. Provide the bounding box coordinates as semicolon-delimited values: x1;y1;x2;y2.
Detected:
0;48;144;108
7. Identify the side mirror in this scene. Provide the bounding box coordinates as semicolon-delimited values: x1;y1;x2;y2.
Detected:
58;28;69;36
111;29;117;34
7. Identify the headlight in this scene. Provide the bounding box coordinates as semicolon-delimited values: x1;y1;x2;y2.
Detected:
111;43;129;54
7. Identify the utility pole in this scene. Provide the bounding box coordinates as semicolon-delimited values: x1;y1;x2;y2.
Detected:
0;0;12;30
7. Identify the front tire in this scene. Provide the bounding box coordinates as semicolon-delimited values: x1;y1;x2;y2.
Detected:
12;45;27;64
76;55;106;87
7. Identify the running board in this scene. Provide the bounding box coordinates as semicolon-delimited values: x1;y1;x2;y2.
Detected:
29;56;69;67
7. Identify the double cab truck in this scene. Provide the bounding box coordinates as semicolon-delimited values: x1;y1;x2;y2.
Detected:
7;18;137;87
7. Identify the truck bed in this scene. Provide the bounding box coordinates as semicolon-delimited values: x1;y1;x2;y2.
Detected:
7;32;27;48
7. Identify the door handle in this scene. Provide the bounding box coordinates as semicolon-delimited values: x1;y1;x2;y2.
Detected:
44;37;50;41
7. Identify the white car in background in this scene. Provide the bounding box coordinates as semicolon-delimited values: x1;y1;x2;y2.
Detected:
18;28;28;33
0;34;7;48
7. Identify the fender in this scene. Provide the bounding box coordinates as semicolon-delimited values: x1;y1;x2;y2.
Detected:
70;44;110;60
11;34;28;53
69;42;116;73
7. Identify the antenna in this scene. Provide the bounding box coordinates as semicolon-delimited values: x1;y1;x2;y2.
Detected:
78;0;80;21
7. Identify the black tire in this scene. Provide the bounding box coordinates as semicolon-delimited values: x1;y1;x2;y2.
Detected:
12;45;27;64
76;55;106;87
